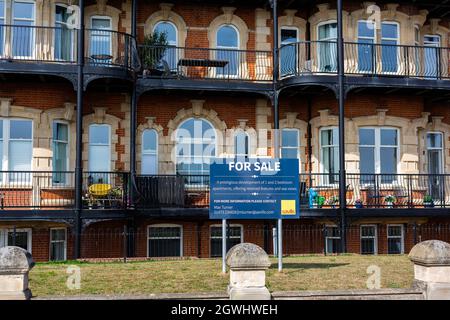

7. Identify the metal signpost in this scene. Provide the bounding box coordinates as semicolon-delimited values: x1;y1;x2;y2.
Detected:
209;158;300;273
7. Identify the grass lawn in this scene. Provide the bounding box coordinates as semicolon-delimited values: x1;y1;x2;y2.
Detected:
29;255;414;297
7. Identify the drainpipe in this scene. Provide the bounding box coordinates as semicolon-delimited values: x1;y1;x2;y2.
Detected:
337;0;347;253
74;0;85;260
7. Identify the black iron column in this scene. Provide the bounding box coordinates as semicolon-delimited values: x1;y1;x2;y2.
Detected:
271;0;279;156
130;0;138;209
337;0;347;253
74;0;85;259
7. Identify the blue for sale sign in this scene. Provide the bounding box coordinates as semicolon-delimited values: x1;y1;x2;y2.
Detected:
209;158;300;220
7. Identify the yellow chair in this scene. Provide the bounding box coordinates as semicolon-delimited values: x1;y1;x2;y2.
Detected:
88;183;112;207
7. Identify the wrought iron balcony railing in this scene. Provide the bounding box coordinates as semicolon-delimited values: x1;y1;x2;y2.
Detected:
279;40;450;79
0;25;140;71
138;45;273;81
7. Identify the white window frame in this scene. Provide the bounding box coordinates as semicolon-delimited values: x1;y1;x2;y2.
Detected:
280;128;300;172
53;3;75;61
325;224;341;254
88;123;111;172
423;34;441;78
52;120;69;184
0;228;32;253
360;224;378;255
380;21;400;74
426;131;444;174
319;126;339;185
0;118;34;184
11;0;36;59
90;15;112;58
215;24;240;78
49;227;67;261
357;20;376;73
175;117;217;177
359;127;400;177
153;20;178;70
147;224;183;258
141;129;158;175
317;20;337;72
209;224;243;257
387;224;404;254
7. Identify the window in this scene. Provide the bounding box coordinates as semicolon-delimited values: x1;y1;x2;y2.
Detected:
52;121;69;184
280;27;299;76
414;26;420;76
210;225;243;257
142;129;158;175
147;225;182;257
54;4;73;61
90;16;112;63
360;225;377;254
358;20;375;72
50;228;66;261
424;35;440;78
320;127;339;184
0;0;4;56
153;21;177;70
216;25;239;76
427;132;444;200
88;124;111;177
359;127;398;183
387;225;404;254
281;129;300;171
176;118;216;178
325;226;341;254
318;22;337;72
12;0;35;58
234;130;249;159
0;119;33;182
0;228;32;252
381;22;399;73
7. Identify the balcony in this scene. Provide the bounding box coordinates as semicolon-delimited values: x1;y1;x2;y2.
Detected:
0;172;448;213
0;25;139;78
138;45;273;82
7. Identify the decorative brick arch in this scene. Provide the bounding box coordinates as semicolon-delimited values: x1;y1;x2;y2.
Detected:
82;107;120;171
144;3;188;48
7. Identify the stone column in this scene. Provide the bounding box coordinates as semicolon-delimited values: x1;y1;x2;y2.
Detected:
409;240;450;300
226;243;271;300
0;247;35;300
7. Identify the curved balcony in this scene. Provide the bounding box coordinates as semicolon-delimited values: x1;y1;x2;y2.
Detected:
279;40;450;91
0;25;140;84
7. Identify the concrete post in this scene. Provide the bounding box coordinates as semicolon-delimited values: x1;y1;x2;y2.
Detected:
409;240;450;300
0;246;35;300
226;243;271;300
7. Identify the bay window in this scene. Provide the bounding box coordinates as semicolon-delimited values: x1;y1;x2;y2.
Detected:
52;121;69;184
142;129;158;175
359;127;399;183
320;127;339;184
318;22;337;72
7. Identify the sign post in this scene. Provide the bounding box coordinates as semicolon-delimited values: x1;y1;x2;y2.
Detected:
210;158;300;273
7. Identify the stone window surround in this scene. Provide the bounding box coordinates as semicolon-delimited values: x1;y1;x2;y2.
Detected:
144;3;187;48
226;119;258;158
278;9;307;43
0;98;76;172
309;109;431;175
419;116;450;174
82;107;120;171
279;112;308;171
136;116;164;174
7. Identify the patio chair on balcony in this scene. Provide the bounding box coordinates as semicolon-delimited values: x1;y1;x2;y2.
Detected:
86;183;115;208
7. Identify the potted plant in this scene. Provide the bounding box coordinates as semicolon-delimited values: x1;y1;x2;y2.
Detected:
354;199;363;208
326;196;339;208
142;31;168;77
314;195;326;208
423;195;434;208
384;194;396;208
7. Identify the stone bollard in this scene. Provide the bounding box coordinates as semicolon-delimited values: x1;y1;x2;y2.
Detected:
226;243;271;300
0;246;35;300
409;240;450;300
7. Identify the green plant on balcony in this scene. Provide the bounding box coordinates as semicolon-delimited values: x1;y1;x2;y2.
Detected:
326;196;339;208
314;195;326;208
142;30;168;76
384;194;396;208
423;195;434;208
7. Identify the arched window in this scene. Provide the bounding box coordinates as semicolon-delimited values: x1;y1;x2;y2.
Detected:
234;130;249;159
216;25;239;76
424;35;441;78
153;21;178;70
90;16;112;63
280;27;299;76
176;118;216;180
54;4;73;61
317;21;337;72
142;129;158;175
88;124;111;175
